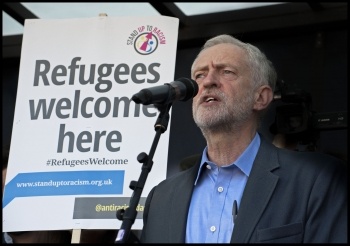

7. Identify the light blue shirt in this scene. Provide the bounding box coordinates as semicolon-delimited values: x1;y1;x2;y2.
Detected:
185;133;260;243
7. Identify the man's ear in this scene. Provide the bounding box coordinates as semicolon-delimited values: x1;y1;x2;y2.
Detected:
253;85;273;110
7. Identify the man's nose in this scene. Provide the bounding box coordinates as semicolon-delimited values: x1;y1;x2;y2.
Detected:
202;71;220;88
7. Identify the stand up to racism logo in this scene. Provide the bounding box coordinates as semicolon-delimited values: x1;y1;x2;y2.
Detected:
127;25;167;55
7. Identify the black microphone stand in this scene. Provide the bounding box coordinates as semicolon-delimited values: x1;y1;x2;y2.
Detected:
114;102;172;244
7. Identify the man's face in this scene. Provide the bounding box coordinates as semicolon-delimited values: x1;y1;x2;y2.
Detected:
191;43;255;131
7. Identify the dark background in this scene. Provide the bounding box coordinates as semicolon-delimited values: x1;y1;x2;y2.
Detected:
2;3;348;178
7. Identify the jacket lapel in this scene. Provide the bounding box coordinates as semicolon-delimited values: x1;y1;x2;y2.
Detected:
169;159;201;242
231;137;280;243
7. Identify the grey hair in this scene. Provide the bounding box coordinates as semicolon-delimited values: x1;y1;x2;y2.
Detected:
192;34;277;92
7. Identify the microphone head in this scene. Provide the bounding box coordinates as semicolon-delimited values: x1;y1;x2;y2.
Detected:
175;77;198;101
131;90;147;104
131;77;198;105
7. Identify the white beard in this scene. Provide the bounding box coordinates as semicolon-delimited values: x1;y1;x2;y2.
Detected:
193;89;255;133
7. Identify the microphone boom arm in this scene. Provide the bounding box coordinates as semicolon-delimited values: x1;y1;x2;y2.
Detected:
114;103;172;243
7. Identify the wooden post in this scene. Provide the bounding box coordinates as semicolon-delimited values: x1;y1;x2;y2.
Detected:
71;229;81;243
70;13;107;244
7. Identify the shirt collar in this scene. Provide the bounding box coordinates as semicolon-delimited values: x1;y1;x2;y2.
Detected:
194;132;261;185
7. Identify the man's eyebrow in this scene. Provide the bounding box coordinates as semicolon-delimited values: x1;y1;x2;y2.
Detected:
192;65;208;76
193;62;235;74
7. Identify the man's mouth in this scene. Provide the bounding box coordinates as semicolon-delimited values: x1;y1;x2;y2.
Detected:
205;97;216;103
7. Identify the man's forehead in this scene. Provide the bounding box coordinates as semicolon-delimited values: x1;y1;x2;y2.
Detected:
193;45;247;68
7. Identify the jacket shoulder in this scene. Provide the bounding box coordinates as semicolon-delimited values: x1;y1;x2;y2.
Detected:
179;154;201;171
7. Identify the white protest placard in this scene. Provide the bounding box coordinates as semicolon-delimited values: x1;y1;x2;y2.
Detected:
3;15;179;231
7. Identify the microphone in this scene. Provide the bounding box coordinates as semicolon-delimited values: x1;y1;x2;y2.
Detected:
131;77;198;105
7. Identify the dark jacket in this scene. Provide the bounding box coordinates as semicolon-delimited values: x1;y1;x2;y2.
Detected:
140;136;347;243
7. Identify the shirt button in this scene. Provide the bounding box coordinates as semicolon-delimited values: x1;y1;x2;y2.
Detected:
210;226;216;232
218;187;224;192
206;164;211;170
